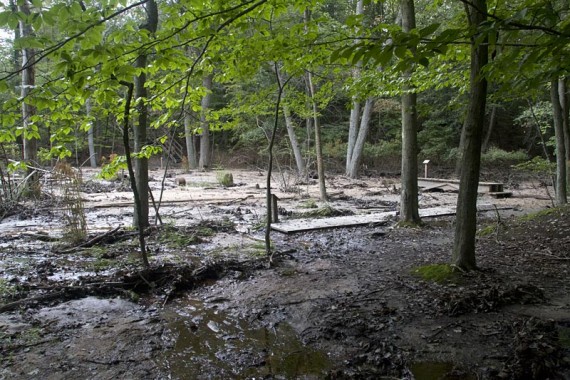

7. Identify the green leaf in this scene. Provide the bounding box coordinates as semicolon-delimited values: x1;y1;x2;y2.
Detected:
394;45;408;59
419;57;429;67
31;13;42;30
419;23;440;37
0;11;11;26
8;161;27;172
7;13;18;29
14;36;44;49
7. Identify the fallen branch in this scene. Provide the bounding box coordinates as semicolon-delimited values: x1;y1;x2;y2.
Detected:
56;226;133;253
0;291;67;313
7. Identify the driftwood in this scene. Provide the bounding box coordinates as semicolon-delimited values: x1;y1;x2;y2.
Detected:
56;227;136;253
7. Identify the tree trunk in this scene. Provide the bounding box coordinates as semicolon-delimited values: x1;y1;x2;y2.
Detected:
551;80;568;205
482;104;497;152
198;74;213;170
18;0;40;197
133;0;157;229
558;78;570;191
306;70;327;201
283;103;306;176
184;110;198;170
346;0;366;176
347;100;361;172
452;0;488;271
399;0;421;225
265;64;285;257
304;9;327;201
276;66;305;176
121;82;149;268
347;98;373;178
86;98;97;167
10;0;20;73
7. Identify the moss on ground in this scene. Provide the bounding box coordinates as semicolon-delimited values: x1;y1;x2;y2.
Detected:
412;263;459;284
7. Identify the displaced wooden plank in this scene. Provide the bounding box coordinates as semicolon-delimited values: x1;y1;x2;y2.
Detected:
271;211;398;233
418;178;504;193
489;191;513;199
272;205;512;234
422;183;460;193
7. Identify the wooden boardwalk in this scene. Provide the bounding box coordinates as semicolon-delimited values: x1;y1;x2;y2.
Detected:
418;178;505;193
271;205;509;234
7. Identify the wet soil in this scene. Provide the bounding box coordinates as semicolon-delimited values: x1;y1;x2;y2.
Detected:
1;169;569;379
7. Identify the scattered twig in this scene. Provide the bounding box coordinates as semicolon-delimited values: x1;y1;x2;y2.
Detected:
426;322;458;340
2;338;59;350
536;249;570;260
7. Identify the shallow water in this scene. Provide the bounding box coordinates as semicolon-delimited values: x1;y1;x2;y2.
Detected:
160;298;331;379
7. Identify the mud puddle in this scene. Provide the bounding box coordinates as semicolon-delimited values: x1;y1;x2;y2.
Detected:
160;297;332;379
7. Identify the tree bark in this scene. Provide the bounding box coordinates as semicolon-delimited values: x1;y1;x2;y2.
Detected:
276;66;305;176
18;0;40;197
304;9;327;201
198;74;213;170
345;0;374;179
184;110;198;170
399;0;421;225
558;78;570;191
482;104;497;152
265;64;285;257
10;0;20;73
86;98;97;167
121;81;149;268
132;0;158;229
452;0;488;271
347;102;361;170
347;98;374;178
551;80;568;205
306;70;327;201
283;103;306;176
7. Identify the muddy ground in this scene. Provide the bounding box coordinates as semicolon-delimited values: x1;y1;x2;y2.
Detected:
1;168;569;379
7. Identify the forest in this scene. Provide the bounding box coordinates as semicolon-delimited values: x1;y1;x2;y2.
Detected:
1;0;570;379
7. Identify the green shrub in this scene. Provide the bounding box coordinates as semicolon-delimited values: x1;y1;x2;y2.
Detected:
513;156;556;174
481;147;527;165
216;171;234;187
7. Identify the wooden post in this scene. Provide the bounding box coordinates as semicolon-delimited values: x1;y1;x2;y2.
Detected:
271;194;279;223
423;159;430;178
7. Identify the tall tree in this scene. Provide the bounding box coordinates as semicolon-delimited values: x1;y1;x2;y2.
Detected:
551;79;568;205
346;0;374;179
18;0;40;197
86;98;97;168
276;66;306;176
198;73;213;170
346;98;374;178
304;8;327;201
399;0;421;225
559;79;570;190
452;0;489;271
184;109;198;170
133;0;158;228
